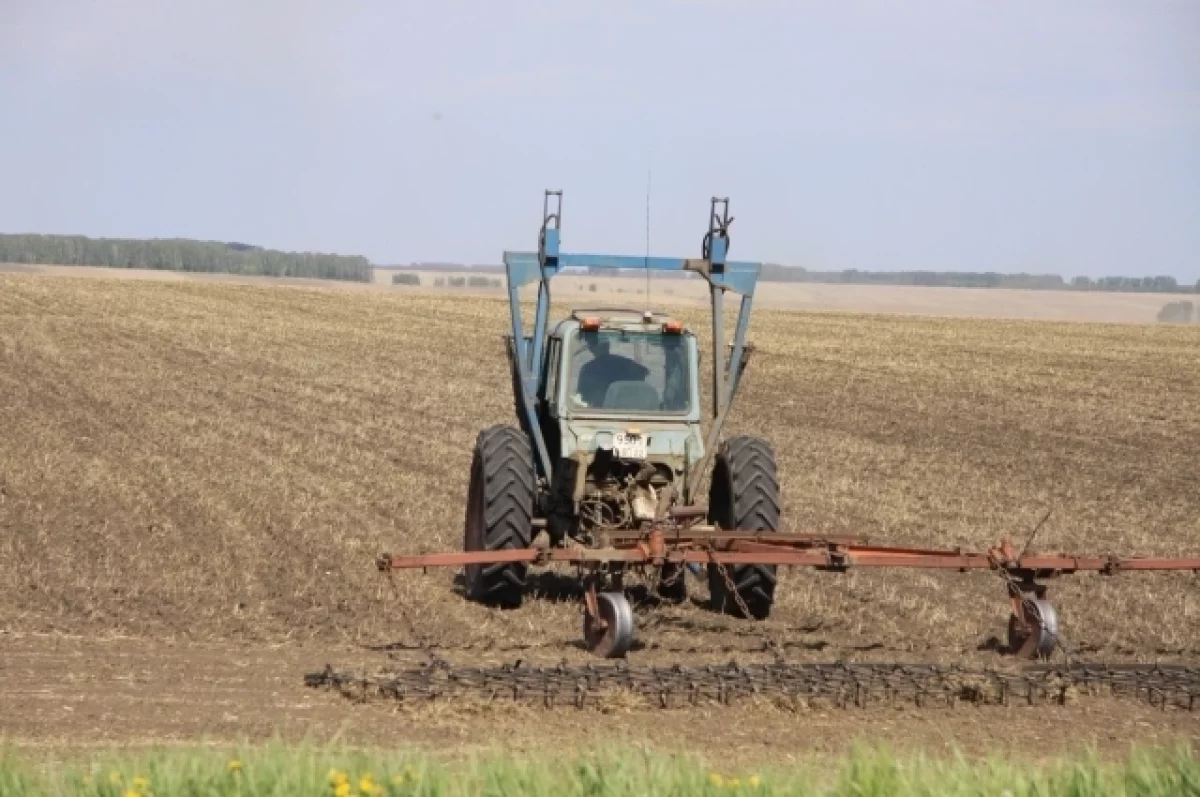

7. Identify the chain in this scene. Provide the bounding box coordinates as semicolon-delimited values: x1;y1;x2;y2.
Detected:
379;569;449;669
707;545;759;623
605;556;781;664
704;544;788;662
642;561;686;601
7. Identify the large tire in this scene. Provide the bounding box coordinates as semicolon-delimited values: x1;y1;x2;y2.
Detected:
463;425;536;608
706;436;781;619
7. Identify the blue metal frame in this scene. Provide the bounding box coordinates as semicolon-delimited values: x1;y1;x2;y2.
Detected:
504;190;761;482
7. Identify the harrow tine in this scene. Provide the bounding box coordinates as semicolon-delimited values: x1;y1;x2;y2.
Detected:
306;660;1200;712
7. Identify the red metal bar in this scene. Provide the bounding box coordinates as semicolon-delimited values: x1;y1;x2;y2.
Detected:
378;549;541;568
606;529;864;545
1105;558;1200;570
377;537;1200;574
840;552;995;569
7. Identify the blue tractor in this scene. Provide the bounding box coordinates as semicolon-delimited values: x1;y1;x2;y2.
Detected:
461;191;780;656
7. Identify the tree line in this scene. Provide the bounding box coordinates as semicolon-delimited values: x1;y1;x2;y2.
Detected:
0;234;371;282
760;265;1067;290
1067;275;1194;293
6;235;1191;292
570;263;1198;292
391;272;501;288
759;265;1198;293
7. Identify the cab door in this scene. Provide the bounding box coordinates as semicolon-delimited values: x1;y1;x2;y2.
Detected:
538;337;563;458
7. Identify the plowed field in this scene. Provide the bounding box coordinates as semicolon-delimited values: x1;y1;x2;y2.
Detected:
1;274;1197;757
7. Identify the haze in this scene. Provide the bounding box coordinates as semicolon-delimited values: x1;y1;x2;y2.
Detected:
2;0;1197;279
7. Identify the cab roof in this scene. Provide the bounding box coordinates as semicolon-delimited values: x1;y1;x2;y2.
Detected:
570;306;673;324
549;307;688;338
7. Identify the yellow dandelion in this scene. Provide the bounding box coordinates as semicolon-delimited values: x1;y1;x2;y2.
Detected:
709;772;725;788
334;781;351;797
133;776;149;790
359;774;378;794
391;773;408;786
328;769;348;785
228;759;243;773
123;791;140;797
748;774;761;788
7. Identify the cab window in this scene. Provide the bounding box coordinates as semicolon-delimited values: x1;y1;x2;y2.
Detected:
565;330;691;414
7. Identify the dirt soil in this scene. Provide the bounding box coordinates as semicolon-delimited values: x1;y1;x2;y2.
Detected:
3;632;1196;763
0;273;1197;756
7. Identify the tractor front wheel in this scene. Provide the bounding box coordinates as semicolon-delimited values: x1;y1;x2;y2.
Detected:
707;435;781;620
463;426;536;608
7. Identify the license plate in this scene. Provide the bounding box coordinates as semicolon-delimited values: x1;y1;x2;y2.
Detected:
613;432;648;460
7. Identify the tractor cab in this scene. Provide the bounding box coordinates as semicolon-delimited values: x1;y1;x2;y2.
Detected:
544;308;698;417
535;308;706;544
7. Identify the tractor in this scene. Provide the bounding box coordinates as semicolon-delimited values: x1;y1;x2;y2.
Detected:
376;190;1200;660
460;191;778;655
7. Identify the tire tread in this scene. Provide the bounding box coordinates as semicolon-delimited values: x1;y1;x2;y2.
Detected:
466;425;536;607
707;435;781;619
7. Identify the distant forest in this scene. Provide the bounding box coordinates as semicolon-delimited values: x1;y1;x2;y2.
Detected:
757;265;1198;293
0;234;371;282
2;232;1191;292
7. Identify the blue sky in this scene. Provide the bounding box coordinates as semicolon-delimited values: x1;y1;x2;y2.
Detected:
2;0;1197;278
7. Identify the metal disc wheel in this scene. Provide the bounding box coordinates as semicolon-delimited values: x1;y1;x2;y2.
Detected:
584;592;635;658
1007;599;1059;659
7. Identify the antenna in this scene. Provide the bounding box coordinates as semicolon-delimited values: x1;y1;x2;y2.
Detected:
644;167;651;312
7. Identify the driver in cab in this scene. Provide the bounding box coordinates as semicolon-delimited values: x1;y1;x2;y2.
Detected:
575;335;650;409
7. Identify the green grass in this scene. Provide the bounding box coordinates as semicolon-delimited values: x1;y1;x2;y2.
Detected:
0;744;1196;797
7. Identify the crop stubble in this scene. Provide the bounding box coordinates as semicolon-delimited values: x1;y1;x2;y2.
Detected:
0;274;1197;752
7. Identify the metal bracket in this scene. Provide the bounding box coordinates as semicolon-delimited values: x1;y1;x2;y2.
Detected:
503;190;763;488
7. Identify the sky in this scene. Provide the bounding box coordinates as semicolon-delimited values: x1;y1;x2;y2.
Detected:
1;0;1197;279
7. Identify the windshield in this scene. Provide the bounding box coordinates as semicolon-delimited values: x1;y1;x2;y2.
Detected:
566;329;691;414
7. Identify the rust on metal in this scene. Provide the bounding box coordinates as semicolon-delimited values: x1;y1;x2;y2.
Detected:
377;527;1198;661
644;527;667;563
379;532;1200;575
583;582;603;632
605;528;867;547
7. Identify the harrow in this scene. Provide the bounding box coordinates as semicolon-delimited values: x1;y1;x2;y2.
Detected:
308;660;1200;712
378;527;1200;660
376;190;1199;661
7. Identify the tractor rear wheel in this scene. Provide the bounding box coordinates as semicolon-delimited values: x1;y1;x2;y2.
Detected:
463;425;536;608
706;436;781;620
